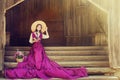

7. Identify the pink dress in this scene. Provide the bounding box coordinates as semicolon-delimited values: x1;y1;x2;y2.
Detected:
4;32;88;79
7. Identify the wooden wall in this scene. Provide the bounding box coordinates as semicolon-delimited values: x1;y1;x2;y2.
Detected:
87;1;108;46
90;0;120;77
63;0;108;46
6;0;65;46
63;0;90;46
6;0;109;46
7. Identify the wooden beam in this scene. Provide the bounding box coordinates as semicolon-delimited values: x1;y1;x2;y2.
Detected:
5;0;24;11
88;0;108;13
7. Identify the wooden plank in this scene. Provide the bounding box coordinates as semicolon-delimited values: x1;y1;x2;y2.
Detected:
0;50;3;70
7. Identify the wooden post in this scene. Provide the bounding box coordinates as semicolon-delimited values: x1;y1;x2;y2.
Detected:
108;0;120;78
0;0;6;70
0;0;24;71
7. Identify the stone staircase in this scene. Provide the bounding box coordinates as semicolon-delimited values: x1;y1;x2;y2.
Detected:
3;46;118;80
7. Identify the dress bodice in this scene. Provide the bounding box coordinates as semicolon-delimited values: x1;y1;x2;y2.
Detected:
32;32;42;39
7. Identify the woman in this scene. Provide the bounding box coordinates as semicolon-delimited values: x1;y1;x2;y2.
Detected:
5;20;88;79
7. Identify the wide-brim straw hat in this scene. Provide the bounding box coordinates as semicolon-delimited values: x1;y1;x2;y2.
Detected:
31;20;47;33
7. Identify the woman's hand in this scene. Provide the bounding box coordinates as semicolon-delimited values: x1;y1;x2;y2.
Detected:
36;38;41;42
45;27;48;31
33;38;40;42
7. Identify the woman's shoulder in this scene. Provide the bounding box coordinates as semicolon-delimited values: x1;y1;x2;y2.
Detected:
31;32;36;35
31;32;35;34
30;32;36;37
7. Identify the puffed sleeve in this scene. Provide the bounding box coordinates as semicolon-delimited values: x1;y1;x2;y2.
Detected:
29;33;33;44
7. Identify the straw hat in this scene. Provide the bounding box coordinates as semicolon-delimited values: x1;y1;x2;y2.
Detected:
31;20;47;33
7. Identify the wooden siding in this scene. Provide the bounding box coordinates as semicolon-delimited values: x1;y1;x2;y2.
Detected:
6;0;108;46
63;0;108;46
90;0;120;77
6;0;65;46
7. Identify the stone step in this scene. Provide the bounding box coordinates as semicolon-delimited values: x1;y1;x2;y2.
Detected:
5;56;109;62
52;76;118;80
5;50;108;56
2;62;115;75
5;46;107;51
4;61;109;68
0;76;118;80
4;46;110;77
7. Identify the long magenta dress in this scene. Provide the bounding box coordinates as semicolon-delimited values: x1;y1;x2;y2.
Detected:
5;32;88;79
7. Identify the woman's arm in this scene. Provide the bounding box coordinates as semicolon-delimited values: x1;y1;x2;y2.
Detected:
42;28;49;39
29;33;40;44
29;33;33;44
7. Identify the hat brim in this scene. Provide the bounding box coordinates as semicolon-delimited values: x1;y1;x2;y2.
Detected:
31;20;47;33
